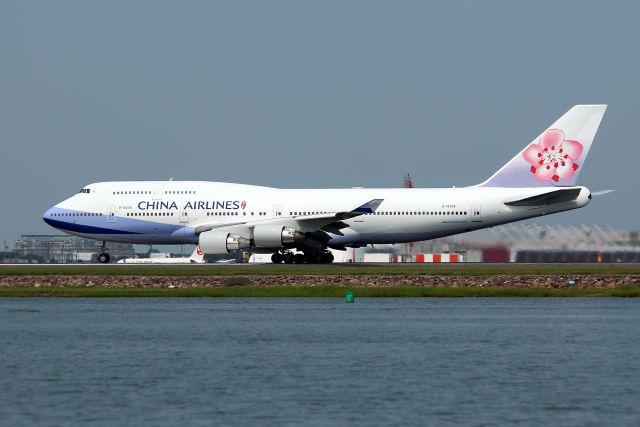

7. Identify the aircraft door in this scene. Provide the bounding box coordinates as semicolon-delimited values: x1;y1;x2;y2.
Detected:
180;210;189;224
471;205;482;222
273;205;283;219
107;206;117;223
152;184;164;200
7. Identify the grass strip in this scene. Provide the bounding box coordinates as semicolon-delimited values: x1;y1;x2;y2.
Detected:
2;264;640;276
1;287;639;298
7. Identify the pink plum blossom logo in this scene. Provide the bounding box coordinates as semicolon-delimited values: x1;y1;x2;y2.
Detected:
523;129;583;182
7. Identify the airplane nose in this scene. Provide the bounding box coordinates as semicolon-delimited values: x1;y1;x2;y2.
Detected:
42;207;56;227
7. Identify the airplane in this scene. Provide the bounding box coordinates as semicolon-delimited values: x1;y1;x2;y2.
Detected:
43;105;607;264
116;246;206;264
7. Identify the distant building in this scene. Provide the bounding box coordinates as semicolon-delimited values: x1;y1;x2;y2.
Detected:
13;235;135;263
390;224;640;263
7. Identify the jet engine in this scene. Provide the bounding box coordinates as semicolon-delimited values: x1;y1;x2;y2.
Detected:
199;230;251;254
253;225;305;248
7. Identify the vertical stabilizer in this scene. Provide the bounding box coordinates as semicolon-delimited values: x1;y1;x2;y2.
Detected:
478;105;606;187
189;246;205;263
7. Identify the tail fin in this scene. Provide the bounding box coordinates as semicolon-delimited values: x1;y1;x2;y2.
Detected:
478;105;607;187
189;246;205;263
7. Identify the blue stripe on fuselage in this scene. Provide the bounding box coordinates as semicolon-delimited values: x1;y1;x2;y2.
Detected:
43;217;140;235
42;208;190;237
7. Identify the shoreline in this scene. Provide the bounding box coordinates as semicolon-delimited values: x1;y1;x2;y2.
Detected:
1;286;640;297
3;265;640;297
2;273;639;288
1;273;640;297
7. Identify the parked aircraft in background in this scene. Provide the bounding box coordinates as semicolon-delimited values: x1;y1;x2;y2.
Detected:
117;246;205;264
43;105;607;264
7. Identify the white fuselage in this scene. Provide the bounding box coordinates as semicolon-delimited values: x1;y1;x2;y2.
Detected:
43;181;591;248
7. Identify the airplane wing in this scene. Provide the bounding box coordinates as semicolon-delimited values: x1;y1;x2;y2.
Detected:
290;199;383;233
193;199;383;235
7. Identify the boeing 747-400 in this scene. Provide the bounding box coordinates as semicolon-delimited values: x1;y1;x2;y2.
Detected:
43;105;607;263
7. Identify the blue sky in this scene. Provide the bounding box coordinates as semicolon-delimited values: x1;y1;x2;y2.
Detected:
1;1;638;245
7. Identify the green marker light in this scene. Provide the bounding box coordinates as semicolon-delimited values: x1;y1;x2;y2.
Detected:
346;289;355;303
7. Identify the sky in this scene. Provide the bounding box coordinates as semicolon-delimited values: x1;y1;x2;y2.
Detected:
1;1;639;246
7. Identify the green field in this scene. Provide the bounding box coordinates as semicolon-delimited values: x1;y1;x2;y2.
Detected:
1;286;640;298
1;263;640;276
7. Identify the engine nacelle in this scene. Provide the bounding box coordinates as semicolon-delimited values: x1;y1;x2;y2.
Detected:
253;225;305;248
199;230;250;254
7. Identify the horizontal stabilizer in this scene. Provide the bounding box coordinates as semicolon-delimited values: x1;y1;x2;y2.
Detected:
504;188;582;206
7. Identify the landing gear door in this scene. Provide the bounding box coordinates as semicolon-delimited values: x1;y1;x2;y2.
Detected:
153;184;164;200
471;205;482;223
107;206;117;223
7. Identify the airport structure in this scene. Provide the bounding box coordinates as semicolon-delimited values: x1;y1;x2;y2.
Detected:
388;224;640;263
8;224;640;264
13;235;135;263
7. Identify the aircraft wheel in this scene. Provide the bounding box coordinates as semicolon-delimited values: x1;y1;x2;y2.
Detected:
271;253;284;264
98;253;111;264
323;252;334;264
294;253;305;264
283;252;295;264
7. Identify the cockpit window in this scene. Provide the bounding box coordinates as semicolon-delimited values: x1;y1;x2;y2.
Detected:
78;188;91;194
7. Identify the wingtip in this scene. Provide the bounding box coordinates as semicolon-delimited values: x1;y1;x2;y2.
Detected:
352;198;384;214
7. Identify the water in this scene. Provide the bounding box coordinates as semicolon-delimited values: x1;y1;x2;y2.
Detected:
1;298;639;426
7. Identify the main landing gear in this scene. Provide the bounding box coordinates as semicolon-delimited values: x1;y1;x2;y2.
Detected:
97;241;111;264
271;250;334;264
